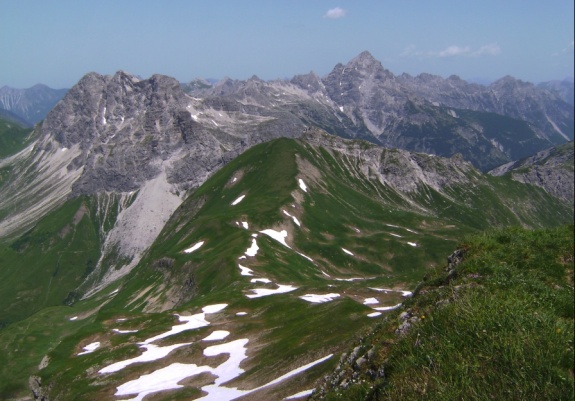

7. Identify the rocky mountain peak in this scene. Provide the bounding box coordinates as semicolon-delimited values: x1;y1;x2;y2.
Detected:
490;75;533;90
345;50;393;79
348;50;379;68
290;71;324;92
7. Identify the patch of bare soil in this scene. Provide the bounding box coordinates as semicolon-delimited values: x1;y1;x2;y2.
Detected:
224;169;245;189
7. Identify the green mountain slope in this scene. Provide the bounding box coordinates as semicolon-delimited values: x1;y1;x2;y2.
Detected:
0;197;101;327
313;225;574;400
0;132;572;400
0;117;34;159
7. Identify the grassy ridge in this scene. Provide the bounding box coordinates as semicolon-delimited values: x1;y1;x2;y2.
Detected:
315;225;574;400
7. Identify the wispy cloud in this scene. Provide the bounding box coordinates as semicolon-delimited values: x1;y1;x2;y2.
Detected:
401;43;501;58
473;43;501;56
552;41;573;56
324;7;346;19
438;45;471;57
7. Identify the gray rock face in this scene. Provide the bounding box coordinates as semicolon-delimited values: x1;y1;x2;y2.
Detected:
0;84;67;125
39;71;301;195
398;73;574;143
538;79;574;106
189;51;573;171
489;142;574;202
301;128;479;196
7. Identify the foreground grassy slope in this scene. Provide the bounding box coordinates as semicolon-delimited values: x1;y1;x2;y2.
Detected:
314;225;574;400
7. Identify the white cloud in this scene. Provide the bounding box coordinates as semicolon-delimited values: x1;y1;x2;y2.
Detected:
324;7;346;19
401;43;501;58
472;43;501;56
438;45;471;57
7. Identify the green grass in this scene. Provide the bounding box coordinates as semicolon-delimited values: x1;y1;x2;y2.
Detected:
0;197;101;326
316;225;574;400
0;118;35;158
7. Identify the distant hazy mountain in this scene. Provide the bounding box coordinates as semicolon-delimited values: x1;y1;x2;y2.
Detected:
538;78;574;106
0;83;68;125
0;108;31;128
190;51;573;171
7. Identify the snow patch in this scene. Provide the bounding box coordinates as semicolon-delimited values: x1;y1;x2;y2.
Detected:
239;264;254;276
260;229;290;248
100;342;191;373
334;277;364;282
341;247;354;256
250;278;272;283
256;354;332;390
241;221;248;229
299;293;340;303
246;284;298;298
363;297;379;305
114;361;212;400
298;178;308;192
296;251;314;262
202;330;230;341
407;242;417;247
244;239;259;257
367;312;382;318
113;328;138;334
231;195;245;205
285;389;315;399
142;304;227;345
369;288;413;297
78;342;100;355
282;209;301;226
374;303;403;311
184;241;204;253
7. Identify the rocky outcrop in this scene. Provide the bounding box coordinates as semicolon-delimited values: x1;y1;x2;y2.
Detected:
301;128;480;195
489;142;574;202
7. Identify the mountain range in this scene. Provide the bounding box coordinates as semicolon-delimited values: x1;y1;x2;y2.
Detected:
0;84;68;126
0;51;573;400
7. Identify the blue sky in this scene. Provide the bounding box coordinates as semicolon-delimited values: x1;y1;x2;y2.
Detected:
1;1;573;88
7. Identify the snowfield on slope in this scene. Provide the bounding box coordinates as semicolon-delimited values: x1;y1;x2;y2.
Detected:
96;302;333;401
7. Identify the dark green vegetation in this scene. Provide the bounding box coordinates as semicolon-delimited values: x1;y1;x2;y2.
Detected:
0;197;101;327
0;135;573;400
0;117;34;158
314;225;574;400
396;103;550;171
